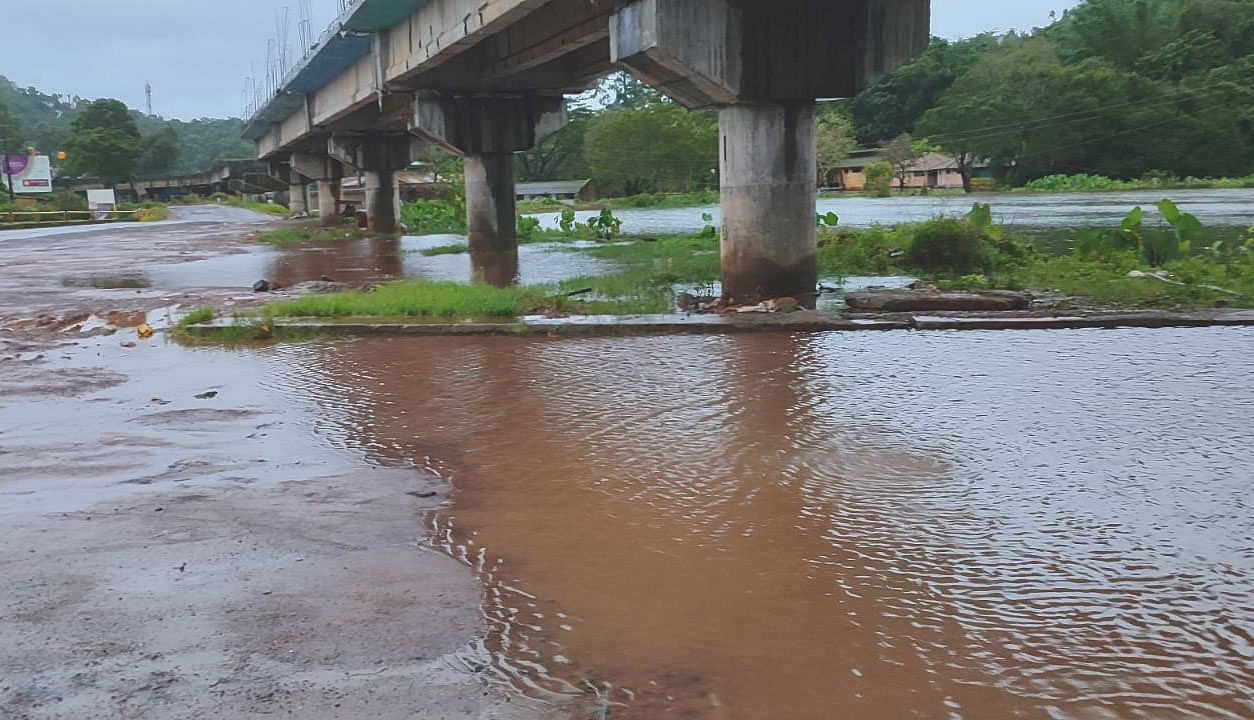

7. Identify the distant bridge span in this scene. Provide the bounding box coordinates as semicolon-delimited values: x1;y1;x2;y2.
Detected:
245;0;930;301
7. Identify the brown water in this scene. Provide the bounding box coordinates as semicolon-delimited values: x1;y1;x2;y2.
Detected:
269;329;1254;719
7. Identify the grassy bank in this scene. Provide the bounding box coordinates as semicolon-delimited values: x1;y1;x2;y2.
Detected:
226;198;290;217
1015;173;1254;194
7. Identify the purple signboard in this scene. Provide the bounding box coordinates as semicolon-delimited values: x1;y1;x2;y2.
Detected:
2;155;31;175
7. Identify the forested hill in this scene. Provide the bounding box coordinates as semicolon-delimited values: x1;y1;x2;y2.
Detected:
0;75;252;174
850;0;1254;182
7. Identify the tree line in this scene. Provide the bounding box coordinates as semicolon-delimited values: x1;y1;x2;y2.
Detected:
0;75;253;184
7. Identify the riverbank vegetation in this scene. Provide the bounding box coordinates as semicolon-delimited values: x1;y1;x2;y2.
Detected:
223;199;1252;329
1016;173;1254;193
515;189;720;214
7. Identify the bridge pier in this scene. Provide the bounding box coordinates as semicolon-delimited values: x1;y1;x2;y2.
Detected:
411;95;564;286
465;153;519;286
316;180;341;226
292;153;345;227
288;182;309;217
326;136;413;234
364;170;401;234
719;103;817;304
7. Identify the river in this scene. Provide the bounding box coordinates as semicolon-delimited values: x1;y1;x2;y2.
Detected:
534;187;1254;238
267;328;1254;720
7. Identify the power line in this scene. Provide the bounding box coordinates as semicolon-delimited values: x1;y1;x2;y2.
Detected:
918;83;1234;145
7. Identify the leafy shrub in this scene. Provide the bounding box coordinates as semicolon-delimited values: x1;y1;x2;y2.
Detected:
906;218;996;274
517;215;541;242
559;208;578;236
400;199;466;235
48;190;87;211
1073;199;1204;266
586;209;623;241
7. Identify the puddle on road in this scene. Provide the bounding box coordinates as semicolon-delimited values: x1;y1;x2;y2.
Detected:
268;329;1254;720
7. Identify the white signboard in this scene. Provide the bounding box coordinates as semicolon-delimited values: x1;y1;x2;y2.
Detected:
87;189;117;220
1;155;53;194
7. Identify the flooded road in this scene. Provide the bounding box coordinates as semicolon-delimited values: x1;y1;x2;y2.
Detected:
270;330;1254;720
5;202;1254;719
535;187;1254;237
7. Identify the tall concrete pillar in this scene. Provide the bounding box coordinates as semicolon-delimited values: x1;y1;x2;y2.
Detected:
364;170;400;234
610;0;928;305
465;153;519;286
410;94;565;286
719;103;817;305
288;182;308;216
316;179;341;227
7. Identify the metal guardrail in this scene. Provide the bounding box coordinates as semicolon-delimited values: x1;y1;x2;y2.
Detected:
0;209;148;225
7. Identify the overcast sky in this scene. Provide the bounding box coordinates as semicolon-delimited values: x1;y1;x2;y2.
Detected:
5;0;1085;120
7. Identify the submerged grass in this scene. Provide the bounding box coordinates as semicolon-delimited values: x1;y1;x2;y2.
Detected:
255;223;392;246
263;281;557;319
418;242;470;256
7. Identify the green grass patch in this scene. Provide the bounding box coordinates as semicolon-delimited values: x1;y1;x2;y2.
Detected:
261;281;559;319
177;307;215;327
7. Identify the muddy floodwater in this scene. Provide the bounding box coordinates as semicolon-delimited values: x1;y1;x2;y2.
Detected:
5;203;1254;719
253;328;1254;720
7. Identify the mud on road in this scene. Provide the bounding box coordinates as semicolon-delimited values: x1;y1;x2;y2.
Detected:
0;210;581;719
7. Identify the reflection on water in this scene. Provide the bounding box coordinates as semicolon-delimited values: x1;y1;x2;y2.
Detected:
138;235;610;291
271;328;1254;720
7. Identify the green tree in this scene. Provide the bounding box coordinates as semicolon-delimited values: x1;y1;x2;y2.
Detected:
864;162;894;197
0;99;23;200
516;108;592;181
883;133;916;191
66;99;141;185
138;127;180;177
584;102;718;196
816;108;856;184
849;35;999;144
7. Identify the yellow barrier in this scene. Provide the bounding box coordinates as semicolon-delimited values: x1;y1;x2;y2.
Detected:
0;209;145;225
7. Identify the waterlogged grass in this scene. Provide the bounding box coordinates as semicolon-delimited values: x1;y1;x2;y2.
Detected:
255;223;390;246
944;254;1254;309
177;307;215;327
263;281;557;319
418;242;469;256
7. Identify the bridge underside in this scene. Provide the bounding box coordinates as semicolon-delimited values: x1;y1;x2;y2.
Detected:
250;0;930;302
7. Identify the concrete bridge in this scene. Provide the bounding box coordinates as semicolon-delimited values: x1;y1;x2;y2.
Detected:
245;0;929;301
64;159;279;200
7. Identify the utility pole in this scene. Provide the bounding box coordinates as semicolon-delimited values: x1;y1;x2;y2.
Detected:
146;83;153;116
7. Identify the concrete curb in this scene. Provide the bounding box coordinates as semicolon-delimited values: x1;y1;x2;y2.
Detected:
182;309;1254;340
